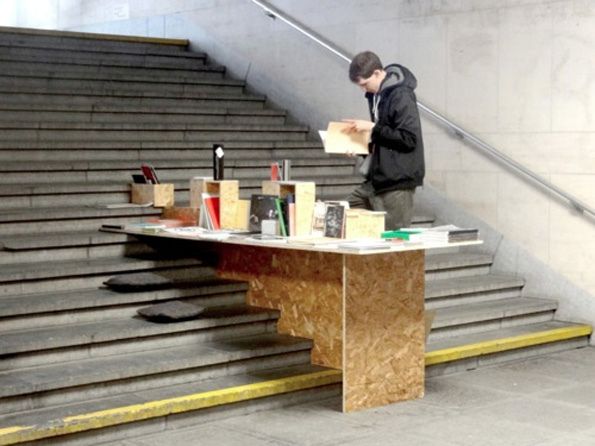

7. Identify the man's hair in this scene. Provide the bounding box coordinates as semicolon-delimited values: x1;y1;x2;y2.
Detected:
349;51;383;82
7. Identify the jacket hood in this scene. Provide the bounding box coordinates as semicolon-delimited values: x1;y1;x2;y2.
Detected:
378;64;417;94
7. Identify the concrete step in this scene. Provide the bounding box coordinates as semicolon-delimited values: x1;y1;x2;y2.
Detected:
0;156;351;173
0;65;231;86
0;229;131;250
0;90;267;110
0;174;360;208
0;107;288;126
0;159;355;185
0;203;162;226
425;251;493;280
0;27;190;55
0;238;152;265
0;255;211;296
0;45;209;70
426;321;592;377
0;74;246;96
0;59;226;81
0;332;313;412
0;305;280;368
0;364;340;445
430;297;557;340
0;278;248;321
0;144;326;163
0;123;310;143
425;273;525;307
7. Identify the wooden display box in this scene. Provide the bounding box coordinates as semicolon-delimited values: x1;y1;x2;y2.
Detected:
189;177;240;229
261;180;315;237
130;183;174;208
344;209;385;239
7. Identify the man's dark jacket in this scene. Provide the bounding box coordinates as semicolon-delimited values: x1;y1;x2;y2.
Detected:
365;64;425;193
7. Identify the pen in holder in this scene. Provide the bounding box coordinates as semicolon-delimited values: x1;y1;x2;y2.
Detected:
281;159;291;181
213;144;225;180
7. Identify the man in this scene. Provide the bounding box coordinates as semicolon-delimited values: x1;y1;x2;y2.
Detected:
344;51;425;230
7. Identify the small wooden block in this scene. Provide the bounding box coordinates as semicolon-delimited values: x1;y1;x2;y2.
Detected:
131;184;174;208
234;199;250;230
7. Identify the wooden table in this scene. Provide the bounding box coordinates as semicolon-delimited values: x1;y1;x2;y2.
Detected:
121;229;477;412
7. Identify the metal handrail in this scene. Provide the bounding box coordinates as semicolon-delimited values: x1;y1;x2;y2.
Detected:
250;0;595;221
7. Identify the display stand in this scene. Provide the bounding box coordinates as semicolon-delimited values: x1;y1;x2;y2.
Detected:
131;184;174;207
261;181;315;236
189;178;240;230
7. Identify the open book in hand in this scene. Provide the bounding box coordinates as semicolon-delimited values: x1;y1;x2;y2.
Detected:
319;121;370;155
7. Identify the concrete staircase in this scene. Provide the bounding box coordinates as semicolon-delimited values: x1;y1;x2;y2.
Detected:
0;27;590;445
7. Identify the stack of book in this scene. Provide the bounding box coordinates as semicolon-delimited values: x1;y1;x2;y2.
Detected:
382;225;479;243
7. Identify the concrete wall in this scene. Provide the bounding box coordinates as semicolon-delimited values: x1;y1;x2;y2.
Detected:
4;0;594;299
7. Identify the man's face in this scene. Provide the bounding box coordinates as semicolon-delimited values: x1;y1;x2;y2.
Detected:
356;69;384;94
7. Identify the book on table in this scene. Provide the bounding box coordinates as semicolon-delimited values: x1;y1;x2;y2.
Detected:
248;194;279;234
200;193;220;230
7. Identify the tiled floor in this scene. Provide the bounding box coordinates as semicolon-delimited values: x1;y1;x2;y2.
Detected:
111;347;595;446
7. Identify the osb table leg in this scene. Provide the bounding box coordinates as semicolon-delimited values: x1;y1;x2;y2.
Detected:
216;245;426;413
343;250;426;412
216;245;344;369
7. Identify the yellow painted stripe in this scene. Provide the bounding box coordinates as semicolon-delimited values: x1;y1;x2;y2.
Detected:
0;325;590;445
0;370;342;446
425;325;592;366
0;26;188;46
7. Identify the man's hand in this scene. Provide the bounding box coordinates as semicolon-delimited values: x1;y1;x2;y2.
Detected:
342;119;374;133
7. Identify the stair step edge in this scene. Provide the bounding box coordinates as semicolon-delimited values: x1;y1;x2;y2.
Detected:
0;333;314;398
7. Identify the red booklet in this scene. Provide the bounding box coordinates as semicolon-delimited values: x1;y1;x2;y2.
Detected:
203;195;220;230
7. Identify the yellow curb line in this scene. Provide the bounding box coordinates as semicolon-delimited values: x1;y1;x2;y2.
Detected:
0;26;188;46
425;325;592;366
0;370;342;446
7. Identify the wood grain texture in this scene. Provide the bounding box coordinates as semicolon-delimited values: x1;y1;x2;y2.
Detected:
217;244;343;368
343;250;425;412
131;183;174;207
